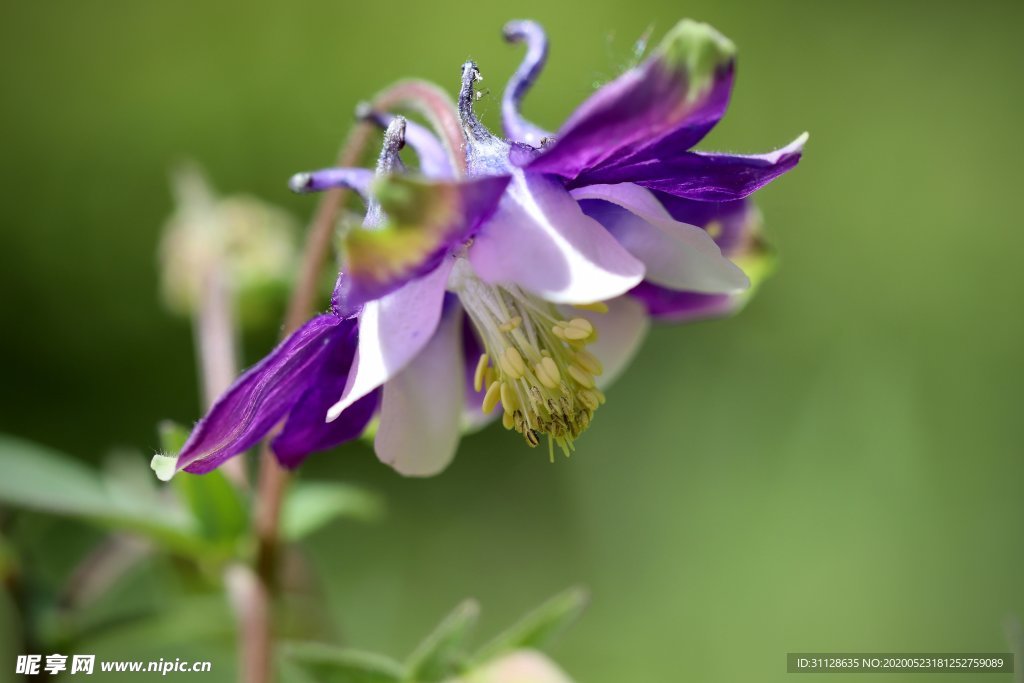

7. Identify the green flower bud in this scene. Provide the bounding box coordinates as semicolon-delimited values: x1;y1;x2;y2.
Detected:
159;164;299;328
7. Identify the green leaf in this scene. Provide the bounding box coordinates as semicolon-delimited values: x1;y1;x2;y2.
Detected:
159;420;248;547
283;642;406;683
405;600;480;682
471;588;588;664
173;469;248;544
0;434;213;556
282;481;383;541
0;434;117;517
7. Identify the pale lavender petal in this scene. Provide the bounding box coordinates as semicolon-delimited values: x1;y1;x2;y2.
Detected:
502;20;554;147
375;304;465;476
569;296;650;389
628;281;735;322
271;319;379;468
572;183;748;293
178;315;343;474
288;167;374;199
467;170;644;304
326;259;453;421
574;133;808;201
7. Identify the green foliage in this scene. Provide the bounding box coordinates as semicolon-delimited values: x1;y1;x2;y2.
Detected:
160;421;249;549
285;589;584;683
405;600;480;682
284;643;406;683
0;429;382;568
282;481;384;541
471;587;588;665
0;434;205;555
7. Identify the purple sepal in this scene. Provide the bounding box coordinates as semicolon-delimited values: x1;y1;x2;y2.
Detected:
272;320;378;468
528;58;734;179
629;280;735;322
571;133;807;201
178;314;346;474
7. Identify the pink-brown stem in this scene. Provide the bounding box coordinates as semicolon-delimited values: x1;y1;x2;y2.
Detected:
195;264;248;487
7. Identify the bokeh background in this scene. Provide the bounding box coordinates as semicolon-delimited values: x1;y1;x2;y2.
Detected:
1;0;1022;681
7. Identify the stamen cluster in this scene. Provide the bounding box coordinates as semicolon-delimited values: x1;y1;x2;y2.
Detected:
453;262;606;459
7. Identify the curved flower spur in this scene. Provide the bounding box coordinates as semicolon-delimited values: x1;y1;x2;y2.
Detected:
158;18;805;480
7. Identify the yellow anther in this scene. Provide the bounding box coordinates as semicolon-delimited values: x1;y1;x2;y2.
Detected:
502;411;515;430
573;349;603;376
567;364;595;388
535;356;561;389
500;381;517;413
482;381;502;414
573;301;609;314
568;317;594;336
593;387;607;405
503;346;526;378
473;353;489;392
556;318;592;341
578;390;599;411
706;220;723;239
484;367;496;388
498;315;522;332
525;430;540;447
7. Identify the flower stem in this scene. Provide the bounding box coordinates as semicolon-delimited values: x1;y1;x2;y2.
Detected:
194;263;248;488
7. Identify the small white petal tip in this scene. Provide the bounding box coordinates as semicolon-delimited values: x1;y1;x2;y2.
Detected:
150;453;178;482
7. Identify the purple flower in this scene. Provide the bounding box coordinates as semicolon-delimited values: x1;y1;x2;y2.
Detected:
161;19;804;480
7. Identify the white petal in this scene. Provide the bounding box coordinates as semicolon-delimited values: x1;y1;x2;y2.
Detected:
374;306;465;476
572;183;749;294
468;170;644;304
570;296;650;389
326;260;453;422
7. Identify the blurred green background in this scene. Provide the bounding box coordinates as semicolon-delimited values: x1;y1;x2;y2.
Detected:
1;0;1022;681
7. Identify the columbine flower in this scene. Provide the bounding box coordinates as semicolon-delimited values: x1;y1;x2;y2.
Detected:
161;18;804;480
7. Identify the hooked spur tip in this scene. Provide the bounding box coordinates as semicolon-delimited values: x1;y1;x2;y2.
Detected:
502;19;533;42
461;60;483;83
381;115;407;155
354;100;375;121
288;172;313;194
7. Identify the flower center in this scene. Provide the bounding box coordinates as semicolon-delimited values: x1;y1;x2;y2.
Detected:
449;258;606;460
